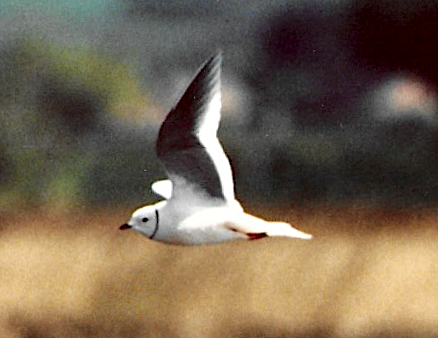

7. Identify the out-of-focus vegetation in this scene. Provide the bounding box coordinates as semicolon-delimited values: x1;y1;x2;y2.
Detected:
0;37;158;210
1;208;438;337
2;0;438;211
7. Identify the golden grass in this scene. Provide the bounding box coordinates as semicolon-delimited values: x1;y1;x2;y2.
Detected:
1;206;438;337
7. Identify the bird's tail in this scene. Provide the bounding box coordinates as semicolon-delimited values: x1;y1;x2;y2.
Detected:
265;222;313;240
225;213;313;240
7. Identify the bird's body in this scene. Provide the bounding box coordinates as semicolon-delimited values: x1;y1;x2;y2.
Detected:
139;201;243;245
120;52;312;245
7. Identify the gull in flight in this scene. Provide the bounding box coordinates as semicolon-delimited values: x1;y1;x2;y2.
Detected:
120;52;312;245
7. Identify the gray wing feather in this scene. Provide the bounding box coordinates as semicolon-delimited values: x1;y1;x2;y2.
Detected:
156;52;235;201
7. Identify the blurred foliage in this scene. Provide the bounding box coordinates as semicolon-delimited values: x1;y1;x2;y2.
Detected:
2;0;438;211
0;37;157;211
2;208;438;337
0;37;150;123
126;0;225;18
347;0;438;84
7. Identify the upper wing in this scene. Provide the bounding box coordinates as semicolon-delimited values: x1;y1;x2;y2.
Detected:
156;52;235;202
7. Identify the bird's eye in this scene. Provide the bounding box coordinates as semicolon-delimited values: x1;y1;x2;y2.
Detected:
142;217;149;223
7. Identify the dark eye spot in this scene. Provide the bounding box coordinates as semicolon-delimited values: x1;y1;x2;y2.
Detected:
142;217;149;223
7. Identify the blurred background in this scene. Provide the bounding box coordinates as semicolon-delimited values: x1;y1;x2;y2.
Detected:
1;0;438;337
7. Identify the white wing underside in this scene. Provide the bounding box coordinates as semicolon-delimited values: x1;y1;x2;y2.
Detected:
195;90;235;201
151;179;173;199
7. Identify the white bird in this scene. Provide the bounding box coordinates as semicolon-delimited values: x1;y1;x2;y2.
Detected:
120;52;312;245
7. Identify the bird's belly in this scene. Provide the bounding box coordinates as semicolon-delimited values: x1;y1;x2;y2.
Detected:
171;208;244;245
171;226;243;245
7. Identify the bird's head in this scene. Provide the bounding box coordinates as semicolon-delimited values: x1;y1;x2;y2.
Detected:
120;202;165;239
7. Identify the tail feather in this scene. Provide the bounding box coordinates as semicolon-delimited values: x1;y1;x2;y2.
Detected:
225;213;313;240
265;222;313;240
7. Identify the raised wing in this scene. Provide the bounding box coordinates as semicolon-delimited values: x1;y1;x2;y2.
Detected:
156;52;235;201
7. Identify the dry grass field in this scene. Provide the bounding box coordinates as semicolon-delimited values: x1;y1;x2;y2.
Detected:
1;205;438;338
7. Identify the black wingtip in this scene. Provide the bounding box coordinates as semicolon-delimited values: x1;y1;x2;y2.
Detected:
157;51;223;156
196;51;222;82
193;50;222;82
207;50;222;66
